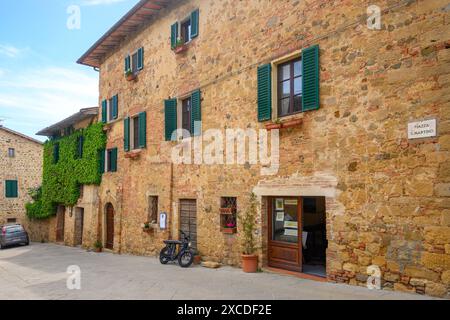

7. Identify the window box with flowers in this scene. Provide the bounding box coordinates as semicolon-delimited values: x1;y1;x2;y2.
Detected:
142;221;157;234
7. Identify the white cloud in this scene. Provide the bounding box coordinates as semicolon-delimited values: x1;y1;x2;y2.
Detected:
0;44;26;58
0;66;98;139
81;0;128;6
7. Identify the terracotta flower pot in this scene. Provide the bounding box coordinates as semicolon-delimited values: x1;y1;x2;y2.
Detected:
241;254;258;273
94;247;102;253
126;73;137;81
174;45;188;54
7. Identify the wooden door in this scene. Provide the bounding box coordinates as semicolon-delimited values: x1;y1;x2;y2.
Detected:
56;206;65;243
105;204;114;250
268;197;302;272
74;208;84;246
180;199;197;249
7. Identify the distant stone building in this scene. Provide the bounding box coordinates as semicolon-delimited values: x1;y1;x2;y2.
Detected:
35;107;101;248
73;0;448;297
0;126;45;239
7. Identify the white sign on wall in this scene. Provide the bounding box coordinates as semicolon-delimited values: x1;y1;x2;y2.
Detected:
408;119;437;140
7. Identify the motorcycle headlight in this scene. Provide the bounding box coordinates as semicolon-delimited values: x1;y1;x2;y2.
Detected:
188;242;192;247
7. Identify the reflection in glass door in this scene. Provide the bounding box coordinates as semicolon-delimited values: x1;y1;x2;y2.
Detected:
268;197;302;272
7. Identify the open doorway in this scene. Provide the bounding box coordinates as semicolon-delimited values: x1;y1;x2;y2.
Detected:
302;197;327;277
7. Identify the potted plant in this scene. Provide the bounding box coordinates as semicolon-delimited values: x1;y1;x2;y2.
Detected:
125;69;136;81
238;193;259;273
174;38;188;54
94;240;103;253
142;221;156;233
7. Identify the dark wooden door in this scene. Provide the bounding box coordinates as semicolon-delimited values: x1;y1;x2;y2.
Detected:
268;197;302;272
74;208;84;246
56;206;65;242
180;199;197;249
105;204;114;250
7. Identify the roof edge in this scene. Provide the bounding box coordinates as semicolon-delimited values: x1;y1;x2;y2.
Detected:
0;126;44;145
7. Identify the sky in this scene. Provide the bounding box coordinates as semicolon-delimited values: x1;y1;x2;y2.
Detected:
0;0;140;141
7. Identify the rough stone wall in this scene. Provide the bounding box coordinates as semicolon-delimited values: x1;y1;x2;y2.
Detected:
97;0;450;297
0;128;46;241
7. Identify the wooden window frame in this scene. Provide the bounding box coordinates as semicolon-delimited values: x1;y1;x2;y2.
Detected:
180;17;192;45
148;196;158;224
271;50;303;120
129;114;141;150
277;57;302;118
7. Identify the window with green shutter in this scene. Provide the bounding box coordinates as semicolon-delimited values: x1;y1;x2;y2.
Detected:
124;117;130;151
75;136;84;159
109;148;118;172
165;99;177;141
257;64;272;122
301;45;320;111
124;55;131;72
190;9;199;39
191;89;201;136
5;180;18;198
112;95;118;120
137;47;144;71
171;22;179;49
138;111;147;148
101;100;107;123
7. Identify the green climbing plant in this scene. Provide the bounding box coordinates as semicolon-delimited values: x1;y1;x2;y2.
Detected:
26;122;106;219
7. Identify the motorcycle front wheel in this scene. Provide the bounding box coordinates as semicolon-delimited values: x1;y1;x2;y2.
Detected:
159;247;171;265
178;250;194;268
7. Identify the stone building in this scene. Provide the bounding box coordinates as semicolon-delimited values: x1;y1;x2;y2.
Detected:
76;0;450;297
35;107;102;247
0;126;45;240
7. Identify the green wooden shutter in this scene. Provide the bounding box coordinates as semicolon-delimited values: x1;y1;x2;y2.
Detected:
124;117;130;152
138;111;147;148
110;148;118;172
302;45;320;111
112;95;118;120
77;136;84;159
191;89;201;136
137;47;144;70
171;22;179;49
124;55;131;72
101;100;107;123
164;99;177;141
5;180;11;197
257;64;272;122
5;180;18;198
99;150;105;174
191;9;199;38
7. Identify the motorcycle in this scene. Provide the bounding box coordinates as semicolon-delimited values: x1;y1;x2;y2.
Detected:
159;230;195;268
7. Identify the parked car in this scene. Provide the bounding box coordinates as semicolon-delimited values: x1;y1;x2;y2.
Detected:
0;224;29;249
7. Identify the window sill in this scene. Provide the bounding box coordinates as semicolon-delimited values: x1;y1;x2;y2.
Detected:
173;43;190;54
265;116;303;131
125;149;142;160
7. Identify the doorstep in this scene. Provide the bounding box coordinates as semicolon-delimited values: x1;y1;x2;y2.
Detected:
263;266;328;282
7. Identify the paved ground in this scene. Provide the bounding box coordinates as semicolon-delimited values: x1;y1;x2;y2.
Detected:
0;243;437;300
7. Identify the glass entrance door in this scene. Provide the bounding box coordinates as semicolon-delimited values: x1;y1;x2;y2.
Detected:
268;197;302;272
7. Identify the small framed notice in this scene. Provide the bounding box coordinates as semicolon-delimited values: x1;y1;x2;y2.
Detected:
275;198;284;211
408;119;437;140
276;212;284;222
159;212;167;230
